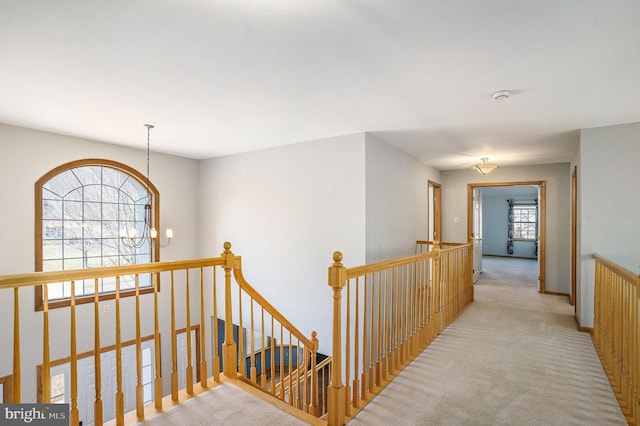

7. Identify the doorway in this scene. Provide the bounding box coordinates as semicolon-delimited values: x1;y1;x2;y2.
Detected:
467;181;546;293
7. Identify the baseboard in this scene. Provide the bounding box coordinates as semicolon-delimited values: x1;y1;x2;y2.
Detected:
543;290;570;297
574;316;593;333
482;254;537;260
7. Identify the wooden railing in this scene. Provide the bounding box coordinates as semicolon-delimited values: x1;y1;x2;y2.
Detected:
592;254;639;425
326;241;474;425
0;242;319;425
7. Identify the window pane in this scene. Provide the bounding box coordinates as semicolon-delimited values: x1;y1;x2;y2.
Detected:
43;199;62;219
142;347;151;365
84;202;102;220
63;201;84;220
84;184;102;202
51;372;66;403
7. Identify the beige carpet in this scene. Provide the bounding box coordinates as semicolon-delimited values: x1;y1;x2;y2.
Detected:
347;256;626;425
138;382;309;426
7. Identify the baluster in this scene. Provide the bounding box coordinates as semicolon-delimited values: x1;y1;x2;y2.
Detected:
260;307;266;389
295;339;301;409
153;272;162;410
279;324;285;401
391;267;398;372
170;271;178;401
400;265;406;364
115;277;124;425
212;267;220;383
369;274;375;393
185;270;193;395
250;298;256;383
288;332;293;405
135;275;144;418
199;268;207;388
376;272;382;386
303;345;310;413
309;331;318;416
344;280;351;416
42;285;50;404
238;287;245;378
361;275;368;400
270;315;276;395
353;277;360;408
381;270;388;381
93;279;103;426
13;287;20;402
70;281;79;426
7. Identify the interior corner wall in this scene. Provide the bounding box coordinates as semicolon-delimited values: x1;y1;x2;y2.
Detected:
0;123;200;402
440;163;571;294
198;133;367;354
364;133;440;262
577;122;640;328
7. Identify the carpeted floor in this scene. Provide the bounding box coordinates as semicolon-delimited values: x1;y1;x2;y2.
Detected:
140;256;625;425
347;256;626;425
138;381;309;426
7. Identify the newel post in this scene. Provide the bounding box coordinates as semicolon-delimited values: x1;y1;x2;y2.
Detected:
328;251;347;426
432;240;442;335
222;242;238;377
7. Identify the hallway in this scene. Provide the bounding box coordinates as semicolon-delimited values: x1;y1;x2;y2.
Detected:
347;256;625;425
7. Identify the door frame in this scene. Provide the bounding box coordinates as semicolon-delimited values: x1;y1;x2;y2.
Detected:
428;180;442;241
571;166;577;307
467;181;547;293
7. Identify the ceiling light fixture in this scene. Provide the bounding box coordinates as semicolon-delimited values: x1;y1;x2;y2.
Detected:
120;124;173;249
492;89;511;101
475;157;498;175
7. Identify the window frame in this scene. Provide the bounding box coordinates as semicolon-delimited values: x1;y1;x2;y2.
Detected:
35;159;161;311
512;204;538;242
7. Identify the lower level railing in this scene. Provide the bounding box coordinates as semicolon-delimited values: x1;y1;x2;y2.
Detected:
0;242;319;425
592;254;639;425
326;241;473;425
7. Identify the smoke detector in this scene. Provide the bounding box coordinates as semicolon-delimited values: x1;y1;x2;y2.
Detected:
492;89;511;101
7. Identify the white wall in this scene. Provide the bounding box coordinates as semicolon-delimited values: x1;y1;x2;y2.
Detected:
198;133;367;354
441;163;571;294
576;122;640;327
0;123;199;401
364;133;440;262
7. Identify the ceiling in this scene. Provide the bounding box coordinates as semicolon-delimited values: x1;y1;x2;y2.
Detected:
1;1;639;170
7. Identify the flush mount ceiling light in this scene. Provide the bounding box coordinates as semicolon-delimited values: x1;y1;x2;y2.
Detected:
475;157;498;175
492;89;511;101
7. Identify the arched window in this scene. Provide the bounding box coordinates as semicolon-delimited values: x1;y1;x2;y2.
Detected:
35;159;160;310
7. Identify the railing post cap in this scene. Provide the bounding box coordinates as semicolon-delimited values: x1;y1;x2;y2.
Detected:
223;241;232;252
332;251;343;265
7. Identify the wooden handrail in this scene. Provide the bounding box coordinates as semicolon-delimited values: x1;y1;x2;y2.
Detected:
416;240;467;247
592;254;640;285
232;257;314;349
0;257;226;289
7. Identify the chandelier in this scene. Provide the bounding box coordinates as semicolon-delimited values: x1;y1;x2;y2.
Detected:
475;157;498;175
120;124;173;249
